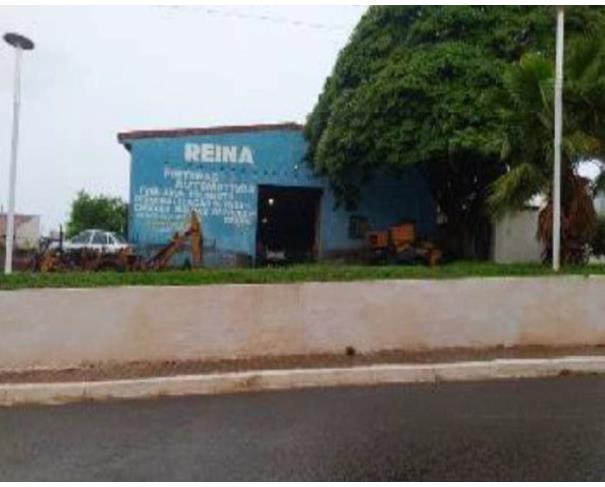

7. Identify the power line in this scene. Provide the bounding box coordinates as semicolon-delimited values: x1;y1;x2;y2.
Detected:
159;6;364;32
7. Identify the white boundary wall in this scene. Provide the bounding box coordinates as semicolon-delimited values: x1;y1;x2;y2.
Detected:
492;209;542;264
1;276;605;370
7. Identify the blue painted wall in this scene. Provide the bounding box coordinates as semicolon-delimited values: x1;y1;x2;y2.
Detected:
122;126;436;266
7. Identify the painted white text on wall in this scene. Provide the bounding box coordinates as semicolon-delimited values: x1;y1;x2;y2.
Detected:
184;143;254;164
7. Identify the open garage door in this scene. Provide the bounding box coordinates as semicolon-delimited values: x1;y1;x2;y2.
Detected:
256;185;322;265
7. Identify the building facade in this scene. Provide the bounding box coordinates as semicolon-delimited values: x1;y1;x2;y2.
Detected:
0;213;41;250
118;123;436;267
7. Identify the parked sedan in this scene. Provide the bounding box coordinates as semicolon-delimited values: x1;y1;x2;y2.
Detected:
52;229;131;254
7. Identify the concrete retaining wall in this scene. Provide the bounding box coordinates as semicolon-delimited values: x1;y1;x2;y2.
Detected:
1;276;605;370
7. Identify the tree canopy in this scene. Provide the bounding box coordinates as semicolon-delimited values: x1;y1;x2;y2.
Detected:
66;190;128;237
304;6;605;258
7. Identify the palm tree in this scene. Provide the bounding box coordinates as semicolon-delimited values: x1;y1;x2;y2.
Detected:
488;35;605;264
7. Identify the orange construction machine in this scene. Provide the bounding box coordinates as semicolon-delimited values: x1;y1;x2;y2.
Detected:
145;210;203;270
366;222;441;266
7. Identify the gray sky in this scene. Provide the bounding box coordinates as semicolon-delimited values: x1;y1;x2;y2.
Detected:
0;6;366;233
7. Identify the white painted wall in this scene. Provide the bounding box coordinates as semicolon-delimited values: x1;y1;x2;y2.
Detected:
595;192;605;216
15;215;41;249
0;214;40;250
492;209;542;263
1;277;605;370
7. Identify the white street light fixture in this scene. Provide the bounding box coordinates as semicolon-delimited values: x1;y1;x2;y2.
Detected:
3;32;34;275
552;7;564;271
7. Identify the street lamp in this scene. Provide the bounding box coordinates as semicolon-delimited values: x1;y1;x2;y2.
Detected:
552;7;564;271
3;32;34;275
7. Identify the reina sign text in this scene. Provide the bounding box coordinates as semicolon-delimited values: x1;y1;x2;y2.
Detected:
184;143;254;165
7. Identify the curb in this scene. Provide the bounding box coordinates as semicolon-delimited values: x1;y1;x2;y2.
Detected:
2;356;605;406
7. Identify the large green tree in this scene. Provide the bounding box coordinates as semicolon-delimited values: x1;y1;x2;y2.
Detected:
305;6;605;258
66;190;128;237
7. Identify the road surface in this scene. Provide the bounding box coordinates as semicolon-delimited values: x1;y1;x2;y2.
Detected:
2;375;605;480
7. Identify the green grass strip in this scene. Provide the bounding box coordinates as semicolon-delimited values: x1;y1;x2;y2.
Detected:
1;261;605;291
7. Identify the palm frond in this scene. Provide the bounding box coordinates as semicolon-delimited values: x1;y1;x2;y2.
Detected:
487;163;547;218
504;53;553;111
566;34;605;85
562;131;605;164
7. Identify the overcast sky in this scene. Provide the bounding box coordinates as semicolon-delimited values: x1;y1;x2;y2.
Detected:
0;6;366;233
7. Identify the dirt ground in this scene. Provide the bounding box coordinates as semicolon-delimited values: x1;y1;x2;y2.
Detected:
2;345;605;384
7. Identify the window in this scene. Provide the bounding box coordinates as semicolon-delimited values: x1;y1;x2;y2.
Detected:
348;215;369;239
111;232;127;244
71;231;92;244
92;232;107;245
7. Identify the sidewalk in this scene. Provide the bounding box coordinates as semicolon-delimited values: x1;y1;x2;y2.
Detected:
2;346;605;406
2;345;605;384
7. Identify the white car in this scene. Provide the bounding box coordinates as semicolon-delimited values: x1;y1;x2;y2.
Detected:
53;229;131;254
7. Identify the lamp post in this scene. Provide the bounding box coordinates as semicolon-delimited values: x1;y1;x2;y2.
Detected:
552;7;564;271
3;32;34;275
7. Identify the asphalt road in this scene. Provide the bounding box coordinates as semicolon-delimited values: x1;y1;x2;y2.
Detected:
2;376;605;481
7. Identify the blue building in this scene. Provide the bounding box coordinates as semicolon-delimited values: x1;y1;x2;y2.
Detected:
118;123;436;267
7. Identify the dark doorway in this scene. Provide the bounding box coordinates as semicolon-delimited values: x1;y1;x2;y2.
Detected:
256;185;322;265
